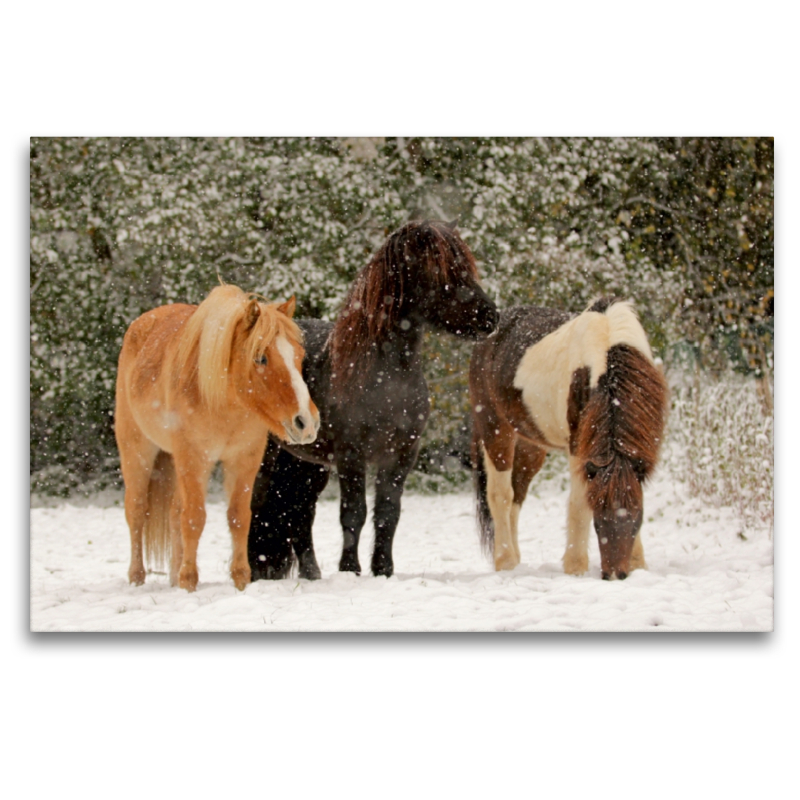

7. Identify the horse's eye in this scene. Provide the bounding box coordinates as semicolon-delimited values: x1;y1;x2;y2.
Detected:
255;354;268;367
632;460;646;481
585;462;600;480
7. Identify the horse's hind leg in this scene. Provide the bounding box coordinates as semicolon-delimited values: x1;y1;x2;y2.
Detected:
562;456;593;575
251;447;328;580
168;489;183;587
247;440;292;580
286;456;329;580
116;412;159;586
483;436;518;572
252;452;328;580
510;441;547;565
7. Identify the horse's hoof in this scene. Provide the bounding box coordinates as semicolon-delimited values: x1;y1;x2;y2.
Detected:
371;557;393;578
251;559;293;581
128;568;146;586
231;566;251;591
494;553;520;571
178;567;199;592
562;554;589;575
298;556;321;581
338;555;361;575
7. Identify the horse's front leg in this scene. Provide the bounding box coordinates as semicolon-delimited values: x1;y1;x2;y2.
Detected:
173;450;213;592
337;453;367;575
629;531;648;571
223;444;266;590
371;448;418;578
287;456;330;580
562;456;593;575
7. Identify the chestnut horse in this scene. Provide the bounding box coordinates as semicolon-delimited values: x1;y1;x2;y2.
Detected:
470;298;668;580
115;284;319;592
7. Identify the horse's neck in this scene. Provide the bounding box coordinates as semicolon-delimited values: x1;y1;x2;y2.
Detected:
376;320;424;372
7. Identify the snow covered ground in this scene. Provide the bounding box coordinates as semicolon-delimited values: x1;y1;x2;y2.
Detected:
30;467;773;632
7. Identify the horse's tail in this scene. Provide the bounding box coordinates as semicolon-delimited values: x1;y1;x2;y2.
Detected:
472;429;494;559
143;450;175;571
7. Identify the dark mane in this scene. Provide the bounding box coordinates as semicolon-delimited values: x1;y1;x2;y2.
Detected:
586;296;622;314
328;220;478;394
578;344;669;511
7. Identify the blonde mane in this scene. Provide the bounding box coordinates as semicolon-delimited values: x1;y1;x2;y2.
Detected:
603;301;653;361
174;285;301;410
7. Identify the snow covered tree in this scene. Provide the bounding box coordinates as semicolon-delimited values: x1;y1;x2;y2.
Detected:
30;137;405;491
30;137;773;493
624;137;774;377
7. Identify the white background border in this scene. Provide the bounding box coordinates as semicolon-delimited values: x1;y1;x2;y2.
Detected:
8;4;793;797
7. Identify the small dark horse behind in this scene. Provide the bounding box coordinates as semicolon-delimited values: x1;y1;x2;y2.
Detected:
248;219;499;580
470;298;668;580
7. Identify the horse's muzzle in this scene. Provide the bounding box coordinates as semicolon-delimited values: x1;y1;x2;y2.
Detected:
475;307;500;339
284;413;319;445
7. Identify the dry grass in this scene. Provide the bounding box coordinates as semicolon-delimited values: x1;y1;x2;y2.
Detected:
665;369;773;533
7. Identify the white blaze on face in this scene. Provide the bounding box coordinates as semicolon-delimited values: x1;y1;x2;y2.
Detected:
275;335;313;422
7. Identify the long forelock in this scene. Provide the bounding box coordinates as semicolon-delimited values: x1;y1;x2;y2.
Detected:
245;303;302;364
175;285;300;410
422;222;478;285
585;457;643;512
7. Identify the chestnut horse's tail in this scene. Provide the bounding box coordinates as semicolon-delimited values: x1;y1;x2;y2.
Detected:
143;450;175;570
471;431;495;558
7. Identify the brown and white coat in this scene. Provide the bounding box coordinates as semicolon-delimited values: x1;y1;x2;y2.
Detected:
469;299;668;580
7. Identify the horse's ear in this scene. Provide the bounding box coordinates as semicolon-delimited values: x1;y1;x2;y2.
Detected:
277;296;296;318
245;299;261;330
445;217;460;230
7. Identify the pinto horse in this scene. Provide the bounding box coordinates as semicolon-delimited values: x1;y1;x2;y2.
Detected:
248;219;499;580
469;298;668;580
115;284;319;592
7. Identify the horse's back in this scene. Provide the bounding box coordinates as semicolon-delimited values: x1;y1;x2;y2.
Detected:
120;304;196;364
117;304;197;421
471;306;572;392
498;306;572;355
475;305;629;451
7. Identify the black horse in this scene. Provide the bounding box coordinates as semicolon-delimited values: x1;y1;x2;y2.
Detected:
247;219;499;580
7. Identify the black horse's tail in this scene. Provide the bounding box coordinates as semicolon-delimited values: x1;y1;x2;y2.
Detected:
472;430;494;559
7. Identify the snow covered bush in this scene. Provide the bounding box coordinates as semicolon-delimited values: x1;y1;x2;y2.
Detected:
30;137;404;493
666;368;774;532
30;137;773;497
